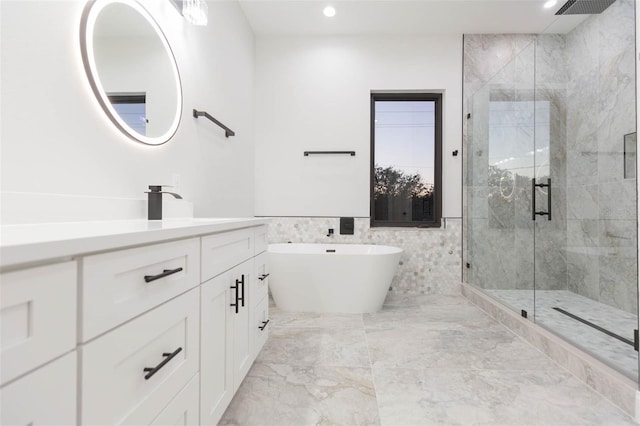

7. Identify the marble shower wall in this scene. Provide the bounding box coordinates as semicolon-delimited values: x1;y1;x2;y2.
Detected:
267;217;462;295
463;0;637;314
564;0;637;314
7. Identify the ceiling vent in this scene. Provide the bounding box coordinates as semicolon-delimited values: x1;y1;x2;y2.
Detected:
555;0;617;15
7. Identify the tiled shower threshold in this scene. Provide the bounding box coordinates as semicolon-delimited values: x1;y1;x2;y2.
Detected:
484;289;637;380
462;283;639;419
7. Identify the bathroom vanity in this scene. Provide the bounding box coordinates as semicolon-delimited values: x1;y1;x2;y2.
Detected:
0;218;269;425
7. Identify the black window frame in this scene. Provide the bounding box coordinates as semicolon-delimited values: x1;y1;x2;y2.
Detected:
370;92;443;228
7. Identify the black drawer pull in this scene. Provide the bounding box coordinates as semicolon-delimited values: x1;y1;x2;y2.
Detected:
143;347;182;380
258;273;270;281
230;281;239;314
144;267;183;283
258;319;270;331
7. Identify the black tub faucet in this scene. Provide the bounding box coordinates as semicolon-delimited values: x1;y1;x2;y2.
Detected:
146;185;183;220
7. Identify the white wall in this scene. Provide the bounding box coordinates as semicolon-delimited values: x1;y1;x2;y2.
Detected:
0;0;255;223
254;35;463;218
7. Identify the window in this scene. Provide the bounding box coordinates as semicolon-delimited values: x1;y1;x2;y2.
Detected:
108;93;147;136
370;93;442;227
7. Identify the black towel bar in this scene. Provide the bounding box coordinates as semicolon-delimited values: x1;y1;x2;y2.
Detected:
303;151;355;156
193;109;235;138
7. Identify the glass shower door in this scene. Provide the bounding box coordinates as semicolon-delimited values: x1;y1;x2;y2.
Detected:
533;29;639;380
465;42;536;317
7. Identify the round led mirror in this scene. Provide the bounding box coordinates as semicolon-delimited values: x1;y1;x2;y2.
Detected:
80;0;182;145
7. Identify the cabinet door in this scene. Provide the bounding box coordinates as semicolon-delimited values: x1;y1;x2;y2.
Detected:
200;273;233;425
151;374;199;426
253;252;269;305
254;294;269;356
0;351;76;425
232;259;255;391
1;261;76;385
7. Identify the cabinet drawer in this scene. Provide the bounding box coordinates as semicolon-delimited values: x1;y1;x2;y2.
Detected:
254;295;269;356
81;288;199;426
150;374;199;426
82;238;199;341
201;228;254;282
1;351;76;425
254;252;269;304
0;261;76;385
254;225;268;255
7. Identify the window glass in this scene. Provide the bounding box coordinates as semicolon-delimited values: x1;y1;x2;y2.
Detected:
371;94;442;227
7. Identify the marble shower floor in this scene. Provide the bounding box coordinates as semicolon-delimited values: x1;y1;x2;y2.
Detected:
485;289;638;380
219;294;635;425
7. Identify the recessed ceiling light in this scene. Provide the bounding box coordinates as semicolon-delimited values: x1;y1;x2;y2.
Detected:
543;0;557;9
323;6;336;17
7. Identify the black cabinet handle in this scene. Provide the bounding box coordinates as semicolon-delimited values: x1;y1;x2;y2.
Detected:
144;267;183;283
230;281;239;314
239;275;245;307
258;319;270;331
143;347;182;380
258;273;270;281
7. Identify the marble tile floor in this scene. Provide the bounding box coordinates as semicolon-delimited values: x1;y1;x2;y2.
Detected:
219;293;636;425
485;289;638;380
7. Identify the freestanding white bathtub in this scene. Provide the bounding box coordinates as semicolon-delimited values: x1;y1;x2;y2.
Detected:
268;243;403;314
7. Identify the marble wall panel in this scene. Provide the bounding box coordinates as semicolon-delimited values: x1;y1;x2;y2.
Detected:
467;220;519;290
567;219;599;249
599;253;638;314
534;227;568;291
567;151;599;186
598;180;636;220
567;184;599;220
596;0;635;179
535;35;567;86
567;252;600;300
468;187;489;219
560;0;636;313
514;228;534;290
463;34;535;98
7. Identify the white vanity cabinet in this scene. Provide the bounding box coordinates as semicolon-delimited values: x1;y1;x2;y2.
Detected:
253;251;270;355
0;261;78;424
0;220;269;425
200;228;265;425
0;352;77;425
81;288;200;425
81;237;200;341
200;271;234;425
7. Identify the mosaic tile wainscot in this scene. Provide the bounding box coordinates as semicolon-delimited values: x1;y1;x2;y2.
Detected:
266;217;462;295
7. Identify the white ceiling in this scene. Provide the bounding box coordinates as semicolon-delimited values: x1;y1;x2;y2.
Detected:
238;0;589;36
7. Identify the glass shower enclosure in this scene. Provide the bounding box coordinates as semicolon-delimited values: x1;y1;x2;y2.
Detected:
464;0;638;381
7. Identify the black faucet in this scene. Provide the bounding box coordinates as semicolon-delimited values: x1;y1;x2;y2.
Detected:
146;185;183;220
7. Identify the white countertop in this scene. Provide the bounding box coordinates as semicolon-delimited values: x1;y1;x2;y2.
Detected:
0;218;269;269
